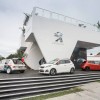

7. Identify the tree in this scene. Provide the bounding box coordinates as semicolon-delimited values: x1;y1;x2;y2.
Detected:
6;49;24;59
97;21;100;29
6;54;17;59
0;55;5;61
16;49;24;58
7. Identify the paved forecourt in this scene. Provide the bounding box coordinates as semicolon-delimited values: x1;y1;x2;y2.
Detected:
47;82;100;100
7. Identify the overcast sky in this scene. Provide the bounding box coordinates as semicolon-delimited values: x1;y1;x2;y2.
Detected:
0;0;100;57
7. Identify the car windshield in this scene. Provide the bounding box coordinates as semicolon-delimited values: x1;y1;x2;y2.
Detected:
13;59;23;64
48;59;59;64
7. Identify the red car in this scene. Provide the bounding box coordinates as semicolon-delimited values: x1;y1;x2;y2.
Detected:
81;60;100;71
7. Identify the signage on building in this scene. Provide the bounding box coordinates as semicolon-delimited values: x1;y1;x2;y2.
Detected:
53;32;64;45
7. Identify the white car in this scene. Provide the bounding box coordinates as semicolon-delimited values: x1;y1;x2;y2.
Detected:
0;58;26;74
39;58;75;75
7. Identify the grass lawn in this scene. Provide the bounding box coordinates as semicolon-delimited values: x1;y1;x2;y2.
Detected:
97;80;100;82
21;87;83;100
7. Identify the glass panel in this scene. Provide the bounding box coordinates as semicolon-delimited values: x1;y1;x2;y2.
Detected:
59;60;65;64
65;60;70;63
13;59;23;64
88;61;95;64
94;61;100;65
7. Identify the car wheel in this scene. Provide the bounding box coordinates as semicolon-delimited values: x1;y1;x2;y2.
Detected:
70;68;75;74
6;67;12;74
81;68;85;71
50;68;56;75
85;67;90;71
19;70;25;73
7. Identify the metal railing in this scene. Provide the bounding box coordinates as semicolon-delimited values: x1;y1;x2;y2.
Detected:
33;7;99;32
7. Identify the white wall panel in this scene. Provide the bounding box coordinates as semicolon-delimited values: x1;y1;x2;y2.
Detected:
22;8;100;69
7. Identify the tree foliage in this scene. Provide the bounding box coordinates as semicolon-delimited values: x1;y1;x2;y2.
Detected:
97;21;100;29
6;49;24;59
0;56;5;61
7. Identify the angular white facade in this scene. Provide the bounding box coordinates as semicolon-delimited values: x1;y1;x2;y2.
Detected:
21;7;100;70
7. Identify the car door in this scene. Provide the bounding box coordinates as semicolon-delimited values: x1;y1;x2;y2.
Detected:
64;60;73;72
55;60;65;73
88;61;95;70
0;61;5;71
94;61;100;70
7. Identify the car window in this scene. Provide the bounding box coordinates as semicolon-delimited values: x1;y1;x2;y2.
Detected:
48;59;59;64
2;60;6;64
13;59;23;64
58;60;64;64
5;59;10;64
94;61;100;65
59;60;70;64
88;61;95;64
65;60;70;63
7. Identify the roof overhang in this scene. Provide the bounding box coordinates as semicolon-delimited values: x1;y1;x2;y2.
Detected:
25;33;36;43
19;47;27;51
76;40;100;49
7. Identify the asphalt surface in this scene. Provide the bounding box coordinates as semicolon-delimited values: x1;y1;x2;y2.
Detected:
0;69;100;79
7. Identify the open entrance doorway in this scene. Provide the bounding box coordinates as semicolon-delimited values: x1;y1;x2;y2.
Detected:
71;47;87;69
39;58;46;65
71;41;100;69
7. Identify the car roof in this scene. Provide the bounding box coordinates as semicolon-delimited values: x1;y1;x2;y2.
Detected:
12;58;19;59
4;58;20;61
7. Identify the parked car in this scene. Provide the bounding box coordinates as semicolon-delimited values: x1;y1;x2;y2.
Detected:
81;60;100;71
0;58;26;74
39;58;75;75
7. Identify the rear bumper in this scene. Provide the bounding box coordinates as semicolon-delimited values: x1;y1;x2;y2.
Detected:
11;67;26;71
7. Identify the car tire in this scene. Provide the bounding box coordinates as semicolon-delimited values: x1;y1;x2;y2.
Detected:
70;68;75;74
85;67;90;71
50;68;56;76
19;70;25;73
6;67;12;74
81;68;85;71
